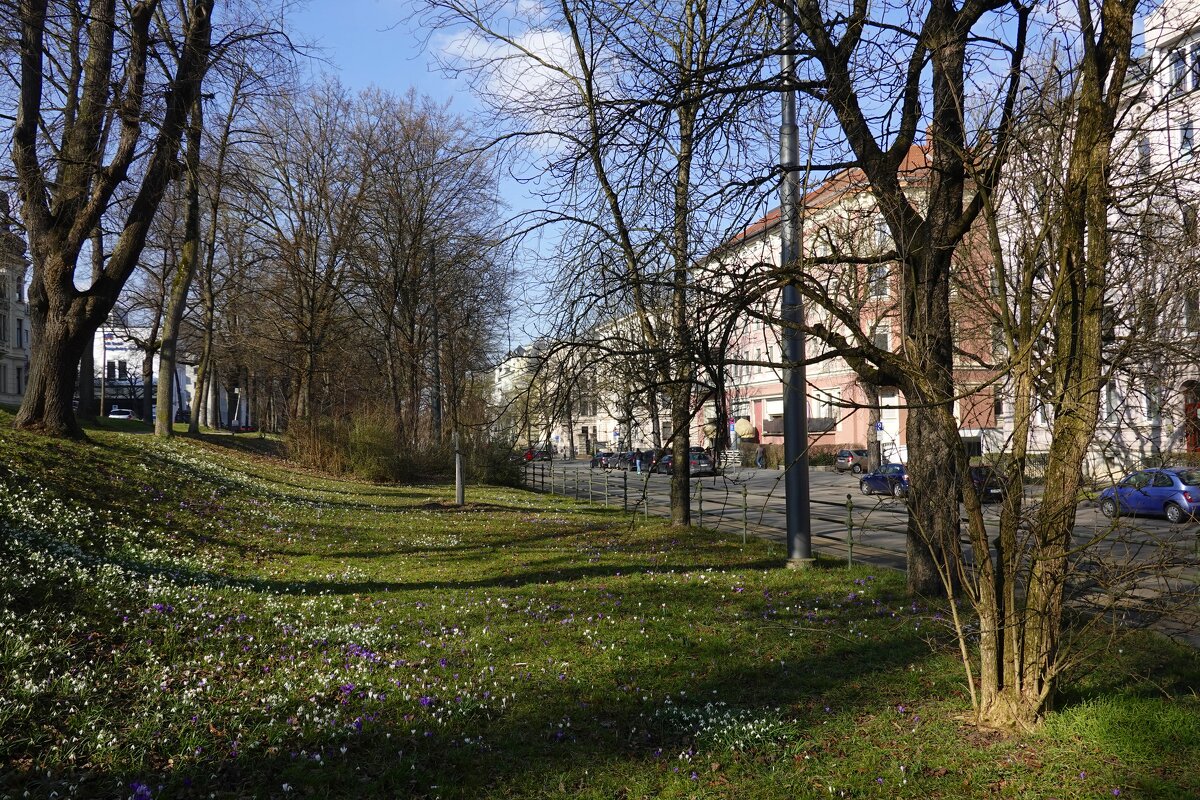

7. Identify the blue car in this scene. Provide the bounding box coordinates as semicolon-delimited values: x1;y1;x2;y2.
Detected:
1098;468;1200;524
859;463;909;498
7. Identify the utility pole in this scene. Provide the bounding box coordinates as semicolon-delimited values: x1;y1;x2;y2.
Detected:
780;4;813;568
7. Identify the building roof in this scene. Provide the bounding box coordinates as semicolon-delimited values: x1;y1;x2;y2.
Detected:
725;144;932;248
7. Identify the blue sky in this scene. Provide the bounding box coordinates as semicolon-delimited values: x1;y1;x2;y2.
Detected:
290;1;547;344
291;0;474;106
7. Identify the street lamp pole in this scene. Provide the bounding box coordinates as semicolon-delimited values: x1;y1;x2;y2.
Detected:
780;5;813;568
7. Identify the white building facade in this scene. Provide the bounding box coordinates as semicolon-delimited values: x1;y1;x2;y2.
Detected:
0;198;30;408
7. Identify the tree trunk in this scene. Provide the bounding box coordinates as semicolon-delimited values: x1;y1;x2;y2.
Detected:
863;381;882;471
10;0;214;438
669;388;691;526
158;97;203;437
15;285;95;438
208;367;223;428
903;402;962;596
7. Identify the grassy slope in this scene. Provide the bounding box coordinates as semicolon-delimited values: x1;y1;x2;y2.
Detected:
0;412;1197;799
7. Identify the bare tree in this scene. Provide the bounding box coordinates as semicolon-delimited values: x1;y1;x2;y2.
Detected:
7;0;214;437
430;0;773;524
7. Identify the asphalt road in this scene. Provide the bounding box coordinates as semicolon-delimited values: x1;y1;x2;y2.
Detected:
523;458;1200;582
521;458;1200;644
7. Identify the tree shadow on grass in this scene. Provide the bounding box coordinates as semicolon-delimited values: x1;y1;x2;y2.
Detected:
27;619;1198;799
9;616;946;798
117;553;788;596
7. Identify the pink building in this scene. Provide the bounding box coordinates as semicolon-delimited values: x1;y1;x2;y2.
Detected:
693;146;1000;462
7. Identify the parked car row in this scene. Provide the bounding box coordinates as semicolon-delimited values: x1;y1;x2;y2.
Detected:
511;448;553;463
588;447;718;477
852;460;1198;523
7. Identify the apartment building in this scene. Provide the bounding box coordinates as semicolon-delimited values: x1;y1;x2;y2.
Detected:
0;194;30;407
693;145;999;462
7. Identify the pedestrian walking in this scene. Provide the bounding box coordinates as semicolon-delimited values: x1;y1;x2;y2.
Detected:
755;444;766;469
635;449;643;473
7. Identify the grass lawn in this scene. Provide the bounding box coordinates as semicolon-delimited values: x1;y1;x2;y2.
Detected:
1;412;1198;799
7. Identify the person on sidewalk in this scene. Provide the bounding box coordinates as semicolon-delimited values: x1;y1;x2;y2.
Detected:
755;444;766;469
635;449;643;473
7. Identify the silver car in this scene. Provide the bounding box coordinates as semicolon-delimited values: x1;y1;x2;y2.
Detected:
835;448;869;474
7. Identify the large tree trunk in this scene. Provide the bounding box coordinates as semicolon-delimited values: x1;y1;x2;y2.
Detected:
16;273;97;438
903;403;962;595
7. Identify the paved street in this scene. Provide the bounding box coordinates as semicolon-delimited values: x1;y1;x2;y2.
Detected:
523;458;1200;643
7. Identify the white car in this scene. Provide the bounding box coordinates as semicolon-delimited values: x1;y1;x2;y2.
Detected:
107;409;136;420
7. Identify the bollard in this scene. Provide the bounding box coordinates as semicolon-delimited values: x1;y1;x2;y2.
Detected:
742;485;748;545
845;493;855;566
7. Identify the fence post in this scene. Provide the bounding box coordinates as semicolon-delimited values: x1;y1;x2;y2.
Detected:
742;485;748;545
623;471;628;512
845;493;854;566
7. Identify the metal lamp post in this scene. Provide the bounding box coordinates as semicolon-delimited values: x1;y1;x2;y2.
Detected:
780;6;813;568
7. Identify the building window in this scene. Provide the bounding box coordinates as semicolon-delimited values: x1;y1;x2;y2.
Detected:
874;216;890;250
1191;43;1200;89
107;361;116;381
810;389;838;422
868;263;889;297
1145;384;1160;419
1139;136;1152;172
0;314;7;343
118;360;128;380
1105;383;1119;421
1182;116;1195;156
0;364;7;394
1185;289;1200;331
1172;48;1187;94
14;367;21;394
873;325;890;352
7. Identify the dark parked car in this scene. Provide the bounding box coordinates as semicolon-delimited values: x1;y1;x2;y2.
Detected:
967;465;1005;504
1098;467;1200;524
651;451;716;477
590;450;615;469
835;448;870;474
688;451;716;477
859;463;909;497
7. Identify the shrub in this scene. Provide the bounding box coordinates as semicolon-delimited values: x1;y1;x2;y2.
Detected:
466;438;522;487
284;418;350;474
347;410;405;482
737;441;837;468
